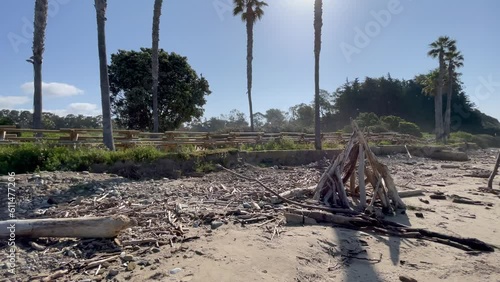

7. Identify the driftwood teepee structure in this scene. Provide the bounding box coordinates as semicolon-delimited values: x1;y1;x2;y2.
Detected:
313;121;406;213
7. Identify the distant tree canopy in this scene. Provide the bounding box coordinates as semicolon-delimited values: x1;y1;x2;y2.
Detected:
0;110;102;129
323;74;499;135
108;48;211;131
2;73;499;136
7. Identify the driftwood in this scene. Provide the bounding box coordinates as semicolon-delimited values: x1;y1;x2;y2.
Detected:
285;208;494;252
0;215;135;238
398;190;426;198
278;186;315;199
488;151;500;189
313;121;406;213
216;164;360;215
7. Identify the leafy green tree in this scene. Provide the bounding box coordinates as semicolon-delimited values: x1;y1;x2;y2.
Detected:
233;0;268;132
226;109;249;129
290;103;314;130
108;48;211;131
0;117;14;126
264;108;287;132
253;112;266;130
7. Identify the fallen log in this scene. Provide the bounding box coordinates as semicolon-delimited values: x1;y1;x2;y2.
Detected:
284;208;495;252
452;198;486;205
279;186;315;199
398;190;426;198
0;215;135;238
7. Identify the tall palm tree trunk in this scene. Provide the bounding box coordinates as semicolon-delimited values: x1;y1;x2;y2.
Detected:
246;14;255;132
95;0;115;150
152;0;163;133
32;0;48;134
435;54;445;143
444;67;453;138
313;0;323;150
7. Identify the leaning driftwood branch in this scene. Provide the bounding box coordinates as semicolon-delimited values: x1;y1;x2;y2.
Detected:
285;208;494;252
0;215;135;238
488;151;500;189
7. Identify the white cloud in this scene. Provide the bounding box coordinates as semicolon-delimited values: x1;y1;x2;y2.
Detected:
0;95;31;108
49;103;101;116
21;82;84;97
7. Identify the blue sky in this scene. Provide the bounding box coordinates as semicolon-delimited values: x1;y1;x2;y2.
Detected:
1;0;499;121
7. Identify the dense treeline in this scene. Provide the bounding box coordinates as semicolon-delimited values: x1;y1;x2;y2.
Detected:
2;74;499;135
324;74;499;135
0;110;102;129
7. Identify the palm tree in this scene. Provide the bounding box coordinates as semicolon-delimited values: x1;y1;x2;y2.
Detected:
427;36;454;142
313;0;323;150
417;68;439;97
233;0;268;132
29;0;48;133
444;46;464;138
151;0;163;133
94;0;115;150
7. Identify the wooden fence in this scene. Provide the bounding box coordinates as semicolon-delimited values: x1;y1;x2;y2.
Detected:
0;125;421;149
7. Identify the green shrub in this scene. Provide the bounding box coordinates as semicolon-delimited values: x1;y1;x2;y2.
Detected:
0;144;168;175
450;131;474;142
398;121;423;137
367;124;389;133
355;112;380;128
342;125;353;133
470;134;500;148
380;115;404;131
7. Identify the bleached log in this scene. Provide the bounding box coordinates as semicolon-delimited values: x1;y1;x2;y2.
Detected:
358;145;366;208
286;208;366;226
278;186;315;199
0;215;135;238
349;173;356;195
335;167;351;208
313;151;344;200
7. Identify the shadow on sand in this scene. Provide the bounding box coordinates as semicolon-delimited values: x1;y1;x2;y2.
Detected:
329;212;411;282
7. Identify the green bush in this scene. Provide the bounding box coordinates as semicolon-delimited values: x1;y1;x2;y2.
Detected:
367;124;389;133
398;121;423;137
450;131;474;142
355;112;380;128
342;125;353;133
470;134;500;148
0;144;168;175
380;115;404;131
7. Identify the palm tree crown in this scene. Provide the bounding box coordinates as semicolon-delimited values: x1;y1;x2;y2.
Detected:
233;0;267;22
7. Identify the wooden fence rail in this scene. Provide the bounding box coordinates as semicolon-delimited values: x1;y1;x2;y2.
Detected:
0;127;421;149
